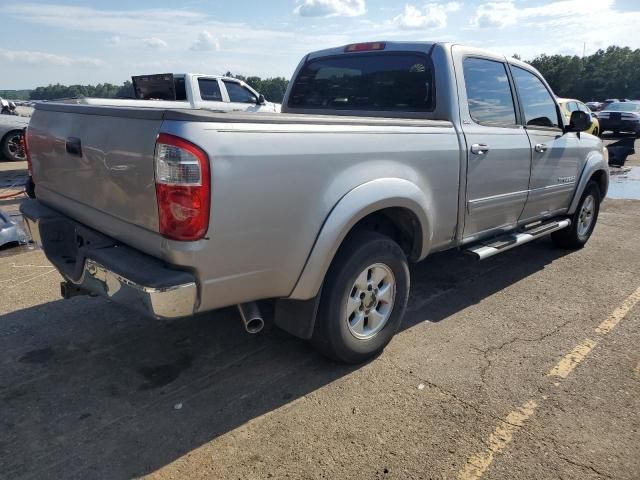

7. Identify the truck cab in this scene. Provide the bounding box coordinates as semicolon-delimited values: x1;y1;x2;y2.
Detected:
78;73;280;113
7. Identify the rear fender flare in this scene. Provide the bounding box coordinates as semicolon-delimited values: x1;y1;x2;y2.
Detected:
288;178;432;300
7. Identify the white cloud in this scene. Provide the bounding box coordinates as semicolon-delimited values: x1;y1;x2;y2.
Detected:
472;1;518;28
294;0;366;17
472;0;618;29
191;30;220;51
0;48;103;67
142;37;167;49
394;2;462;29
105;35;121;46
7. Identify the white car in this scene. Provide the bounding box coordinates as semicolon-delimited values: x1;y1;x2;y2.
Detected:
76;73;281;113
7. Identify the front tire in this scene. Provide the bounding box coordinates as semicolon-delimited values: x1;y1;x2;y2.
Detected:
312;230;410;364
552;181;601;249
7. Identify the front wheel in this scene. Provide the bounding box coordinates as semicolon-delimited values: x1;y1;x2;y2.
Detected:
1;130;25;161
312;231;410;364
552;181;601;249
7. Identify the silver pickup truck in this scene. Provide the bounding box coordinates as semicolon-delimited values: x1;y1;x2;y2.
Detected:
21;41;608;363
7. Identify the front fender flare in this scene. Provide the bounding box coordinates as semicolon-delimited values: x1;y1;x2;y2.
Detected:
288;178;432;300
568;150;609;214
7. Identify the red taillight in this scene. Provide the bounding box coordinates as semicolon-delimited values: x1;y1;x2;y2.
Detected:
345;42;386;53
154;133;210;241
23;128;32;175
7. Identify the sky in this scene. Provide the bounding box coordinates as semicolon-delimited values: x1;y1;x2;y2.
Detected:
1;0;639;89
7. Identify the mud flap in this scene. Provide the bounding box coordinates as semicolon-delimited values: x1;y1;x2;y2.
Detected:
274;290;322;340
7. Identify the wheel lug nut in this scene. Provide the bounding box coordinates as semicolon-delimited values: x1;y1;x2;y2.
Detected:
367;285;373;291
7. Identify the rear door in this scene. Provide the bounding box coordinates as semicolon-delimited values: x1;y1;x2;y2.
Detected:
454;50;532;241
194;77;235;111
510;66;581;222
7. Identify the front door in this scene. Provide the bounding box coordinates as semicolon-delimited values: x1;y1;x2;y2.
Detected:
510;66;581;222
456;54;532;241
221;80;262;112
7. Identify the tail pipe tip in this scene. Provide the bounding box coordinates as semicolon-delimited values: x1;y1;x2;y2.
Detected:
237;302;265;334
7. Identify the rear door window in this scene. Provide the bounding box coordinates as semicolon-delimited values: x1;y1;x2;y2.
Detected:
512;67;561;129
223;81;258;103
463;58;517;126
288;53;434;112
198;78;223;101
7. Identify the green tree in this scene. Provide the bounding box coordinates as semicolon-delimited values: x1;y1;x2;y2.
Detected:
527;46;640;100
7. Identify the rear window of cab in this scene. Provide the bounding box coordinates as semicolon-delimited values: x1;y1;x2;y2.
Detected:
288;53;435;112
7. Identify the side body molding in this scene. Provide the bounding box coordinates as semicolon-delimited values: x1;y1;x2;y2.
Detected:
288;178;433;300
567;150;609;215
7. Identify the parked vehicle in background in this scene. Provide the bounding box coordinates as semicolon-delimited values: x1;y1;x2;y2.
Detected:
557;98;600;136
0;114;28;161
602;99;619;110
75;73;280;113
586;101;603;111
21;41;608;364
597;101;640;136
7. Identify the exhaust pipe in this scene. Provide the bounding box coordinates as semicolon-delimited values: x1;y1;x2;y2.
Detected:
237;302;265;334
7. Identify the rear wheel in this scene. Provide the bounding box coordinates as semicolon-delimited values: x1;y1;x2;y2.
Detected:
552;181;600;249
312;230;410;364
1;130;25;161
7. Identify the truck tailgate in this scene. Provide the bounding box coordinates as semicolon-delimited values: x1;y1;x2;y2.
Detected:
28;103;163;233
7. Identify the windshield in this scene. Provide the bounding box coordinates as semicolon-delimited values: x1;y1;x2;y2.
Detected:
288;53;434;112
606;102;640;112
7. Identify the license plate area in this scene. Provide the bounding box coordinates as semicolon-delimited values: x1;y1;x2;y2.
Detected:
38;216;117;282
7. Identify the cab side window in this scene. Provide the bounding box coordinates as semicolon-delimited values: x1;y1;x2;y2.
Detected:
223;81;258;104
512;67;561;129
198;79;223;101
463;58;517;127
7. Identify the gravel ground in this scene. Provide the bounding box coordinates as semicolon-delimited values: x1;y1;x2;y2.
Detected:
1;153;639;479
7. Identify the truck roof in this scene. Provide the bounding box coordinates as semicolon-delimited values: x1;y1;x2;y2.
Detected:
305;41;533;71
306;41;437;60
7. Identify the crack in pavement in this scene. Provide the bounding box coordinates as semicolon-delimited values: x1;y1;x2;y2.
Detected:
546;435;615;479
382;356;537;431
470;318;576;388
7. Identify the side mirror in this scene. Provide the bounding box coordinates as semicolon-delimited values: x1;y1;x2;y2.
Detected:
566;110;591;133
257;94;266;105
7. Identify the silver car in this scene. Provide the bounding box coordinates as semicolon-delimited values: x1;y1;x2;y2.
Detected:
0;112;29;161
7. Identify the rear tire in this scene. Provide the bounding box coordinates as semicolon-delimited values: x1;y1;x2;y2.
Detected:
312;230;410;364
552;181;600;249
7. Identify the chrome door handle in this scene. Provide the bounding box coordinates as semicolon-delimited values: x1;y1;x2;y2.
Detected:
470;143;490;155
535;143;548;153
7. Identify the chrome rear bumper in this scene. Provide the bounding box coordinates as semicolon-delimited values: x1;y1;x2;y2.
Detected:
20;199;198;319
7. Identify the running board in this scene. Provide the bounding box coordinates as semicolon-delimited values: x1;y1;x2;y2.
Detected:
465;219;571;260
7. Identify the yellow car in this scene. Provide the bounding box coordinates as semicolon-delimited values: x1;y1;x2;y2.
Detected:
557;98;600;136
